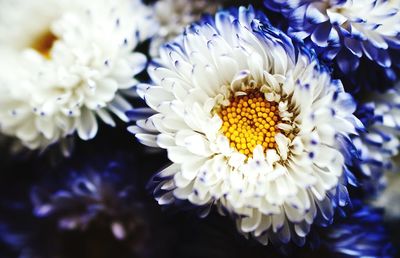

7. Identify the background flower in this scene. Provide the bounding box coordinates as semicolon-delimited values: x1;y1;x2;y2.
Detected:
0;0;156;153
351;85;400;196
264;0;400;93
0;148;176;258
311;201;395;258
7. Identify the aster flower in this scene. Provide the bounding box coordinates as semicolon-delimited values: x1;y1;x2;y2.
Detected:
264;0;400;92
31;167;148;243
352;84;400;195
130;6;362;245
313;201;395;258
0;154;175;258
150;0;223;56
0;0;156;153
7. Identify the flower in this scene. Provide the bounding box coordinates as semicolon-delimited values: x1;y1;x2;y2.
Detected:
0;0;156;153
264;0;400;92
352;84;400;195
30;163;148;242
0;153;175;258
314;201;395;258
130;6;362;245
150;0;223;56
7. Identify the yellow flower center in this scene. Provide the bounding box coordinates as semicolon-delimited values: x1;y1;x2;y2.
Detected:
218;90;281;157
31;30;58;59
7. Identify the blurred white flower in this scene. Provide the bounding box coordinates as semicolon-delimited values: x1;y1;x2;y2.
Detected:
0;0;156;153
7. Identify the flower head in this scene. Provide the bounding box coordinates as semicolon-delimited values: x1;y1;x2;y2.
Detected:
31;163;148;242
0;154;174;258
315;201;394;257
130;6;362;245
0;0;156;153
352;84;400;195
264;0;400;92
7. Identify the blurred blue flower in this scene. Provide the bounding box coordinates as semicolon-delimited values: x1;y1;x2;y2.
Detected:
31;161;148;241
315;201;395;257
0;153;175;258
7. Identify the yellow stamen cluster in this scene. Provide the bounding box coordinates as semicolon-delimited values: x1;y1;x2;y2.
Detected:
218;91;281;157
31;30;57;59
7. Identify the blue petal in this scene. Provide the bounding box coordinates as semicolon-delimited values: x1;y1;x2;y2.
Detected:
362;41;379;60
336;49;360;73
344;38;362;58
375;48;392;68
311;21;332;47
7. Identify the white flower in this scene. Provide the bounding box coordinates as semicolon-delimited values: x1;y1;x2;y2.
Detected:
0;0;157;152
131;7;362;245
150;0;223;56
